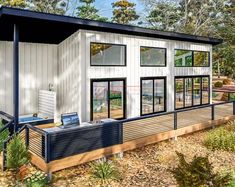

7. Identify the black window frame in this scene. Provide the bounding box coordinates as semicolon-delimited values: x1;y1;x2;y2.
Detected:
174;75;210;110
174;49;210;67
90;78;126;121
140;46;167;67
90;42;127;67
140;76;167;116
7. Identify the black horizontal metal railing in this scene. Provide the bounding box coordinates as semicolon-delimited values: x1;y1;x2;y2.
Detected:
1;101;234;167
27;124;48;162
213;90;235;102
120;101;235;142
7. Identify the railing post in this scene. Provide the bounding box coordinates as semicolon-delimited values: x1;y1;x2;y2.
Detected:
45;133;50;163
228;93;231;101
174;112;178;130
211;105;215;120
25;126;29;147
2;141;7;171
233;101;235;115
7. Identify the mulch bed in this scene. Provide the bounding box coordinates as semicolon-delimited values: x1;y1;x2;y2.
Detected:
1;129;235;187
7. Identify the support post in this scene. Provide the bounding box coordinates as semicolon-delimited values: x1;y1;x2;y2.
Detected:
174;112;177;130
228;93;231;101
211;105;215;120
13;24;19;132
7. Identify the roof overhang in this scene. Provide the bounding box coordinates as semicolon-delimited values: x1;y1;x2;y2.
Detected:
0;6;223;45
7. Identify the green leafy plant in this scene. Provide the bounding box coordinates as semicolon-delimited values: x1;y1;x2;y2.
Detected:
90;160;120;184
214;81;223;88
171;151;233;187
7;134;29;169
0;118;9;152
204;127;235;152
228;179;235;187
23;170;47;187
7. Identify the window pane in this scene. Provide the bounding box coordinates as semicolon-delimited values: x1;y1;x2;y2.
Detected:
142;80;153;114
154;79;165;112
193;78;201;105
202;77;209;104
185;78;192;107
93;82;108;120
175;50;193;67
175;78;184;109
194;51;209;66
140;47;166;66
110;81;124;119
91;43;126;66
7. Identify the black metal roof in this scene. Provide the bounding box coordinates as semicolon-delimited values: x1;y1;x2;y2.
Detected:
0;6;223;45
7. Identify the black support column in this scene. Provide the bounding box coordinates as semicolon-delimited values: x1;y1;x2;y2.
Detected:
13;24;19;132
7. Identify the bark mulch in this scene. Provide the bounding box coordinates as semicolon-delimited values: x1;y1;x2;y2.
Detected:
1;129;235;187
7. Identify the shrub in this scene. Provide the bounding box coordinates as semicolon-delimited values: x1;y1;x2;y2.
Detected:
223;79;232;85
0;118;9;152
214;81;223;88
90;160;120;184
23;170;47;187
228;179;235;187
7;134;29;169
204;127;235;151
171;152;232;187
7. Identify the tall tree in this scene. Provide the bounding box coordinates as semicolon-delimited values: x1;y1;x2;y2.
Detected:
76;0;108;21
178;0;225;36
29;0;68;15
146;1;182;31
0;0;27;8
213;1;235;78
112;0;139;24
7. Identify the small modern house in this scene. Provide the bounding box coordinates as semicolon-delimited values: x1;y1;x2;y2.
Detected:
0;7;222;123
1;7;234;173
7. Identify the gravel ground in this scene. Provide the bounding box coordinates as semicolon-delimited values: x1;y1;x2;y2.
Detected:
1;129;235;187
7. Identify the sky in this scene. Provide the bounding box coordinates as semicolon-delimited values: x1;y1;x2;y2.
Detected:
69;0;145;18
94;0;144;18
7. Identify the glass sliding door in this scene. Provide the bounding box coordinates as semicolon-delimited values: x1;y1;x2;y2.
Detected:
193;77;201;105
110;81;124;119
91;79;126;120
175;76;210;109
92;82;109;120
185;78;193;107
141;77;166;115
175;78;184;109
154;79;165;112
202;77;209;104
142;80;154;115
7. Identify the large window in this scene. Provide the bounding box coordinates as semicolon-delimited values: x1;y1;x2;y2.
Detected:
140;47;166;66
175;76;210;109
174;49;209;67
90;43;126;66
91;79;126;120
141;77;166;115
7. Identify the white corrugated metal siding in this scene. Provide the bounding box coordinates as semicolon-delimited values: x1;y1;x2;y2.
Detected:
0;42;58;115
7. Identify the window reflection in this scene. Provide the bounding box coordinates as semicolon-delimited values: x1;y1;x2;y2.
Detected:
91;43;126;66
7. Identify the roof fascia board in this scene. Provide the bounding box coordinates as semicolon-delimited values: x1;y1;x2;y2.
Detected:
0;7;223;45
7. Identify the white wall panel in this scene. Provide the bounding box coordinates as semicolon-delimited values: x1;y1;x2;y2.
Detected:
0;42;58;115
57;32;80;118
80;30;212;121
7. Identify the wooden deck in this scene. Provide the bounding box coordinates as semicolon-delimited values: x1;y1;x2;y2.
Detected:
29;103;234;173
